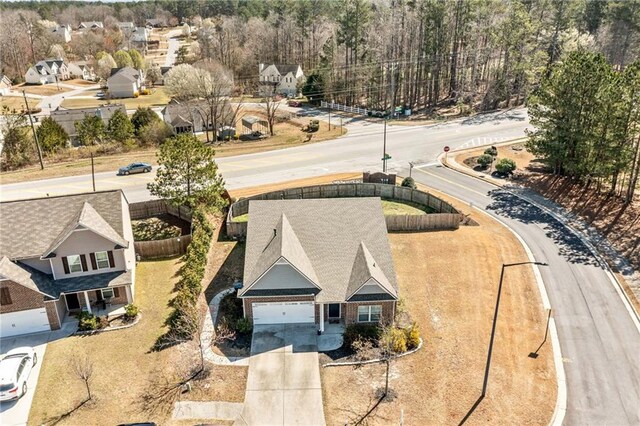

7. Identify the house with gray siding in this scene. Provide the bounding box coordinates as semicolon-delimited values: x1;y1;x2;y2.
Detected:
238;198;398;332
107;67;145;98
51;104;126;144
0;190;136;337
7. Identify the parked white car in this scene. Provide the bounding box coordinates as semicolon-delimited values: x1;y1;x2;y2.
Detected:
0;347;37;401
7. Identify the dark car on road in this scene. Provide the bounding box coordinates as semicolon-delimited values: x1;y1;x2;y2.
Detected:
118;162;152;175
288;100;302;107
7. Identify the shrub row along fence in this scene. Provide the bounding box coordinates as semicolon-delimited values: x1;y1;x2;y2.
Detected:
226;183;462;238
129;199;193;259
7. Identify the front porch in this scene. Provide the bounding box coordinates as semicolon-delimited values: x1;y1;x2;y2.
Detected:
63;285;131;317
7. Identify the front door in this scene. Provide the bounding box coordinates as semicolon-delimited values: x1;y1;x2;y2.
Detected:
65;293;80;310
328;303;340;319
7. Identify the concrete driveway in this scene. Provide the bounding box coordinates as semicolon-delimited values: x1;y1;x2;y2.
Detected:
235;323;325;426
0;323;75;426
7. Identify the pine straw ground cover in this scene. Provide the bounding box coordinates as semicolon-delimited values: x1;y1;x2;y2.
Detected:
321;185;556;425
28;258;246;425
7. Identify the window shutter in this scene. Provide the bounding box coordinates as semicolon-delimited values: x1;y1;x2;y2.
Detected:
114;287;120;298
107;251;115;268
0;287;12;305
80;254;88;272
89;253;97;270
62;256;70;274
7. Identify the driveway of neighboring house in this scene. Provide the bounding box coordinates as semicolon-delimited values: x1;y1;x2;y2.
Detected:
235;323;325;426
0;322;76;426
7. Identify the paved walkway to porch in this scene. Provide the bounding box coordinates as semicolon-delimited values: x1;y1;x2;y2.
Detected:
235;323;326;426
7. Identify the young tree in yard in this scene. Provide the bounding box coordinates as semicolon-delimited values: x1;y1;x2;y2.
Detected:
96;53;117;80
131;106;160;135
107;110;134;144
1;109;34;169
260;85;280;136
146;65;162;87
128;49;144;70
36;117;68;153
113;49;133;68
176;45;190;65
75;115;105;146
147;134;226;208
74;354;95;402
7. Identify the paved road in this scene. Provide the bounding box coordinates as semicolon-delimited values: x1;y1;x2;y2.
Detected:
164;30;182;67
409;164;640;425
0;109;529;202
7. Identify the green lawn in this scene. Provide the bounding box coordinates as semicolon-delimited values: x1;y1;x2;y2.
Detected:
60;87;170;109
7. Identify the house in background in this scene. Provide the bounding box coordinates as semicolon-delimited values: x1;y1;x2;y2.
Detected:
145;18;165;28
238;198;398;331
51;104;126;144
107;67;145;98
0;75;12;96
258;63;304;97
0;190;136;338
51;24;72;43
78;21;104;31
24;59;70;85
161;99;211;134
68;62;96;81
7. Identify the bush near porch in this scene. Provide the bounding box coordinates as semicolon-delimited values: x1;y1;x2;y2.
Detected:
28;258;247;425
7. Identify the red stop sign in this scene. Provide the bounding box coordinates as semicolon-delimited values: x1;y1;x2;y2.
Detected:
444;146;450;152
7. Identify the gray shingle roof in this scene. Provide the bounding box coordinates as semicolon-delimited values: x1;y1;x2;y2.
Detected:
52;270;132;296
241;198;398;303
0;257;56;298
0;190;126;260
273;64;301;75
345;242;396;300
109;66;141;81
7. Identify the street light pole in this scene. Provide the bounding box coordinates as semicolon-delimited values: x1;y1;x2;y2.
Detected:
22;90;44;170
409;162;414;178
482;260;548;397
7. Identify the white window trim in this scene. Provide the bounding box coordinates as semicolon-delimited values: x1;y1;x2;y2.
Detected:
95;251;110;270
67;254;83;273
357;305;382;323
101;288;115;299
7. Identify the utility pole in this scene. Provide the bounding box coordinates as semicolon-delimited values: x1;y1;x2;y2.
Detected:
328;109;331;130
22;90;44;170
91;153;96;192
382;119;387;172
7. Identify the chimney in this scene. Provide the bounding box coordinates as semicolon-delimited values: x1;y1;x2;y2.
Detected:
259;63;265;73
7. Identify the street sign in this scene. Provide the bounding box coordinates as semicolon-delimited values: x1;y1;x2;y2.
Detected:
444;146;450;152
382;154;392;160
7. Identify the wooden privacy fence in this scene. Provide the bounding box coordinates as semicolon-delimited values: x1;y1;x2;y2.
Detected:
226;183;463;238
129;199;192;222
129;199;193;259
134;235;192;259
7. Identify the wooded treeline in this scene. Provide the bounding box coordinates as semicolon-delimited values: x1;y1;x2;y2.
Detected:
528;52;640;202
2;0;638;113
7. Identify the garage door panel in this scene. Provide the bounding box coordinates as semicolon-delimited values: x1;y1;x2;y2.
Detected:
1;308;50;338
253;301;315;325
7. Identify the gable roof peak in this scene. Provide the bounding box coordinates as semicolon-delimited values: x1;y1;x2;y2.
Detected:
346;241;397;300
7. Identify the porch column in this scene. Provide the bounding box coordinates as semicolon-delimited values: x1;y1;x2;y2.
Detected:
83;291;92;314
319;302;324;333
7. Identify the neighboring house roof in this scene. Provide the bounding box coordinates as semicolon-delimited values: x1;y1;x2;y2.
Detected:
0;256;56;298
0;190;127;260
79;21;103;29
0;75;11;87
272;64;301;75
240;198;398;303
108;66;142;82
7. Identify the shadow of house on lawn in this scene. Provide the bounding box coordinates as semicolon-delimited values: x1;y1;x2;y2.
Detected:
486;189;601;267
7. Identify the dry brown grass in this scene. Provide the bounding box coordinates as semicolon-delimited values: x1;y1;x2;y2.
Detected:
457;143;536;172
321;184;556;425
61;88;170;109
65;79;97;87
15;83;73;96
0;96;29;113
28;258;247;425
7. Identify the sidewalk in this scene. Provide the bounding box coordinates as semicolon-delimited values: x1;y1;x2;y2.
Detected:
443;144;640;318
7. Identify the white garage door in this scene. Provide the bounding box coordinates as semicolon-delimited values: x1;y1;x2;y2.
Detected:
1;308;50;338
252;301;315;325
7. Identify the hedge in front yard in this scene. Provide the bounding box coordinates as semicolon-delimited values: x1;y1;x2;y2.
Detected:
157;206;214;347
344;323;382;350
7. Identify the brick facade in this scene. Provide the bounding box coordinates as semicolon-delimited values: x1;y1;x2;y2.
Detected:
344;301;395;326
0;281;45;314
242;296;317;322
44;300;61;330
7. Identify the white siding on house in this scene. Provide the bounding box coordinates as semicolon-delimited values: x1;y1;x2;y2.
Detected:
50;229;127;279
250;261;317;291
120;192;136;297
19;258;52;274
